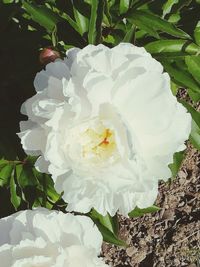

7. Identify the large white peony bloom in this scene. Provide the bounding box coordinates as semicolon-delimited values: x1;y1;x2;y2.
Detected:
18;43;191;216
0;208;108;267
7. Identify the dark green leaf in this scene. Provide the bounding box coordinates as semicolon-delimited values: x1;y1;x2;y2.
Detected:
129;205;160;218
45;174;61;203
162;0;179;17
169;151;185;177
91;216;126;246
180;101;200;150
181;101;200;128
188;90;200;102
126;10;191;39
73;7;89;35
194;21;200;46
131;0;153;9
122;25;136;42
88;0;104;44
18;165;38;188
127;13;160;38
10;170;21;210
22;1;61;32
104;0;112;25
161;60;200;94
0;164;13;186
90;209;119;235
162;0;192;18
145;40;200;57
190;120;200;150
185;55;200;84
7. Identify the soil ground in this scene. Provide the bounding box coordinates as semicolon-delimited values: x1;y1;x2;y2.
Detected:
102;145;200;267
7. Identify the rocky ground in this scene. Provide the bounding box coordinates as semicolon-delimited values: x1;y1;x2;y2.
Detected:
102;144;200;267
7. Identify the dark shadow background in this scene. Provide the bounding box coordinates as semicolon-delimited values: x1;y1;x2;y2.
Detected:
0;4;45;217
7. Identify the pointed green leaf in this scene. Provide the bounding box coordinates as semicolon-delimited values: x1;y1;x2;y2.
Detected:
161;60;200;94
22;1;61;32
90;209;119;235
145;40;200;57
18;165;38;188
169;151;185;177
91;217;126;246
88;0;104;44
73;8;89;35
10;170;21;210
122;25;136;43
190;120;200;150
181;101;200;128
126;10;191;39
185;56;200;84
194;21;200;46
162;0;179;18
0;164;13;186
129;205;160;218
188;89;200;103
180;101;200;151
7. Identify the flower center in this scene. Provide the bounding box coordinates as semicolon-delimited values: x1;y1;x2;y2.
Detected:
82;128;116;161
66;119;120;167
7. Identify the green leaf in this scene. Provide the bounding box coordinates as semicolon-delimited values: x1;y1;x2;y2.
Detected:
181;101;200;128
162;0;192;18
0;163;13;186
188;90;200;103
126;10;191;39
122;25;136;42
161;60;200;94
169;151;185;177
145;40;200;57
88;0;104;44
127;13;160;39
18;165;38;188
180;101;200;150
128;205;160;218
185;56;200;84
10;169;21;210
131;0;154;9
194;21;200;46
90;209;119;235
120;0;130;14
2;0;15;3
22;1;61;32
73;7;89;35
190;120;200;150
104;0;112;25
90;215;126;246
162;0;179;18
171;81;179;95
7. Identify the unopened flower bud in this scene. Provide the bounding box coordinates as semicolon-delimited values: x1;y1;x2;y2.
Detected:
39;47;60;65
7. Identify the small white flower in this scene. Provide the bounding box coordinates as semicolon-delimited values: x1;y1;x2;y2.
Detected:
0;208;108;267
18;43;191;216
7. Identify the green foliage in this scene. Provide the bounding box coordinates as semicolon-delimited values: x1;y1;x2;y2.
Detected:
181;101;200;150
90;209;126;246
169;151;185;177
126;10;190;39
128;205;161;218
0;157;63;211
22;1;61;32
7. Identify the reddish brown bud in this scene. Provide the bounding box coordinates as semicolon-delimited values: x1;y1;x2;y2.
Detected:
39;47;61;65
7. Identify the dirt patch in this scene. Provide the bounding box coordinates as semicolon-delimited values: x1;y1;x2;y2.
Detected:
102;145;200;267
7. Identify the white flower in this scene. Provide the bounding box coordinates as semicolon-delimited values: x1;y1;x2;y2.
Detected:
18;43;191;216
0;208;108;267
